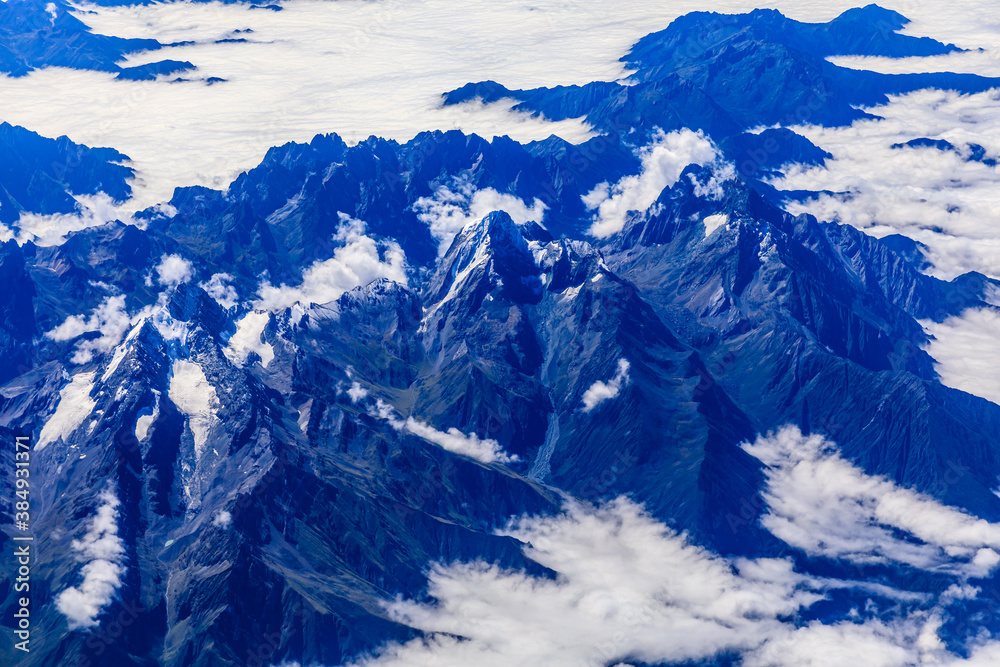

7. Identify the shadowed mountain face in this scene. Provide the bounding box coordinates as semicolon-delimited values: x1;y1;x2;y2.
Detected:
2;5;1000;666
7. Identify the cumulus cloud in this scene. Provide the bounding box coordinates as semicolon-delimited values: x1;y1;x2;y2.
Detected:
371;400;517;464
583;129;719;238
212;510;232;527
743;426;1000;577
45;295;131;364
55;489;126;630
414;181;547;255
199;272;239;309
36;372;97;451
347;382;369;403
155;253;194;288
581;358;630;412
255;214;407;310
922;308;1000;406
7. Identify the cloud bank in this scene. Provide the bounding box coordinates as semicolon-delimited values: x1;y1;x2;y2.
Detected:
771;88;1000;280
743;426;1000;577
922;308;1000;406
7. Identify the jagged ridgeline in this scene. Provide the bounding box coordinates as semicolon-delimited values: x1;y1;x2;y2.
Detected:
2;4;1000;666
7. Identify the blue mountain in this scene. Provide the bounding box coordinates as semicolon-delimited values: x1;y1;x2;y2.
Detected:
2;5;1000;666
0;122;133;224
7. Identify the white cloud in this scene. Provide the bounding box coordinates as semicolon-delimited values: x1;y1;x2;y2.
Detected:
371;400;517;464
347;382;369;403
351;495;986;667
922;308;1000;406
36;372;97;451
346;488;1000;667
45;295;131;364
199;272;239;309
583;129;719;238
351;497;814;667
55;489;126;630
223;310;274;368
168;359;221;460
212;510;232;527
155;253;194;288
770;88;1000;280
3;193;134;247
742;426;1000;577
581;358;630;412
255;214;407;310
414;181;547;255
0;0;996;249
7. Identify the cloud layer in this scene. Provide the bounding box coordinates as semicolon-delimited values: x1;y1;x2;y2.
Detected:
771;88;1000;279
743;426;1000;577
10;0;988;238
922;308;1000;406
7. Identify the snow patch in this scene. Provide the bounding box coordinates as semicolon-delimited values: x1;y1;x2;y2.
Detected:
168;360;221;460
224;311;274;368
702;213;729;237
37;372;97;451
135;390;160;442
